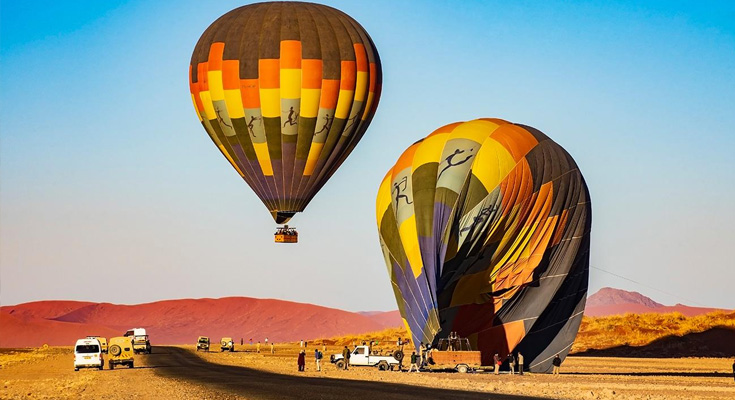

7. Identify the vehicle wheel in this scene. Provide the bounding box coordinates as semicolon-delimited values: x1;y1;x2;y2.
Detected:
457;364;469;374
109;345;122;357
392;350;404;361
377;361;389;371
335;360;345;369
129;362;134;369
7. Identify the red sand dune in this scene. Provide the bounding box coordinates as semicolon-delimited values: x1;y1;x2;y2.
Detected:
357;310;402;328
2;300;96;321
585;287;725;317
0;297;397;348
0;313;120;348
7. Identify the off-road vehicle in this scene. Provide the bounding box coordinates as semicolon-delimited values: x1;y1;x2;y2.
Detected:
197;336;210;351
220;337;235;352
108;336;134;369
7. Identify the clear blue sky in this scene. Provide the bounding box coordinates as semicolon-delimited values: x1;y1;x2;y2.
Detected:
1;0;733;311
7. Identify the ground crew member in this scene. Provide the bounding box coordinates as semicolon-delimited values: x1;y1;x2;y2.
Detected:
270;342;275;354
508;353;515;375
408;351;420;372
297;350;306;372
518;352;524;375
552;354;562;375
315;348;322;371
493;353;500;375
342;346;351;370
257;341;261;353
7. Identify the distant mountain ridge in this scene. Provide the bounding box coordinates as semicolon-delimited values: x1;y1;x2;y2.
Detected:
585;287;725;317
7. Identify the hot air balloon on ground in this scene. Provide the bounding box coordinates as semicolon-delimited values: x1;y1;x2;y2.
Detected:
376;118;591;372
189;2;382;242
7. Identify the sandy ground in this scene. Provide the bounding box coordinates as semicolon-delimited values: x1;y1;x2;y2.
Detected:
1;345;734;400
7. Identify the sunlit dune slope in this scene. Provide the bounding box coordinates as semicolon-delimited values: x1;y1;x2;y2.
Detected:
571;310;735;354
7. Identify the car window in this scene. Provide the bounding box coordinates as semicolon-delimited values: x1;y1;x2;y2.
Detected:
353;347;365;355
75;345;100;353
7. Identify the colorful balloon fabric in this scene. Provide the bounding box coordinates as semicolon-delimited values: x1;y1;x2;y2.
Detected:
376;119;591;372
190;2;381;223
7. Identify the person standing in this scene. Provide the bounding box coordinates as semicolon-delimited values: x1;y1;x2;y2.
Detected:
508;353;515;375
493;353;500;375
297;350;306;372
341;346;351;370
265;337;268;345
300;339;304;348
408;352;420;372
249;338;253;346
256;341;261;353
315;348;322;371
270;342;275;354
518;352;524;375
240;338;243;346
552;354;562;375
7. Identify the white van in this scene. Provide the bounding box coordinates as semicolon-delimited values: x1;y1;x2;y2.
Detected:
74;338;104;371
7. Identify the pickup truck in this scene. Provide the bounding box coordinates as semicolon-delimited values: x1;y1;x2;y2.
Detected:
124;328;151;354
330;345;402;370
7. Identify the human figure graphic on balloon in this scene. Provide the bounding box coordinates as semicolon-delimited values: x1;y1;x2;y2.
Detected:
438;148;474;179
247;115;262;137
283;106;299;127
215;107;233;129
393;176;413;207
313;114;333;137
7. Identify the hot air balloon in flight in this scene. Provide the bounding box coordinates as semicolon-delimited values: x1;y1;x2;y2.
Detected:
189;2;381;242
376;119;591;372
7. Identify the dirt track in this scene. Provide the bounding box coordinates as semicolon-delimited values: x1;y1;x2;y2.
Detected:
2;345;734;399
156;346;533;399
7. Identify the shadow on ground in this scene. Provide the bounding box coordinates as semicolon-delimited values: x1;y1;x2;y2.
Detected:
151;346;541;400
574;327;735;358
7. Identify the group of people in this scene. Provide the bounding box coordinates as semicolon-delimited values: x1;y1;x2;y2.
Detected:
297;348;325;372
491;352;528;375
242;337;275;354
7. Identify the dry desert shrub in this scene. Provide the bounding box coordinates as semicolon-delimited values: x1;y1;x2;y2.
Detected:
572;310;735;352
311;311;735;354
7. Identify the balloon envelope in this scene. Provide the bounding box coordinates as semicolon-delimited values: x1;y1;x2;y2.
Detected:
376;119;591;372
190;2;382;223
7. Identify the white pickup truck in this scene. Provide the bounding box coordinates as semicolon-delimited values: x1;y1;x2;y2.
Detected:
330;346;402;370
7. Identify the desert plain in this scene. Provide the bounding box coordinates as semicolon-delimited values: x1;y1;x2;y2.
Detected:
2;343;733;400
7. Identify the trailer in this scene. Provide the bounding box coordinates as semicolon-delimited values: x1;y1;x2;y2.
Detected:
426;336;481;373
